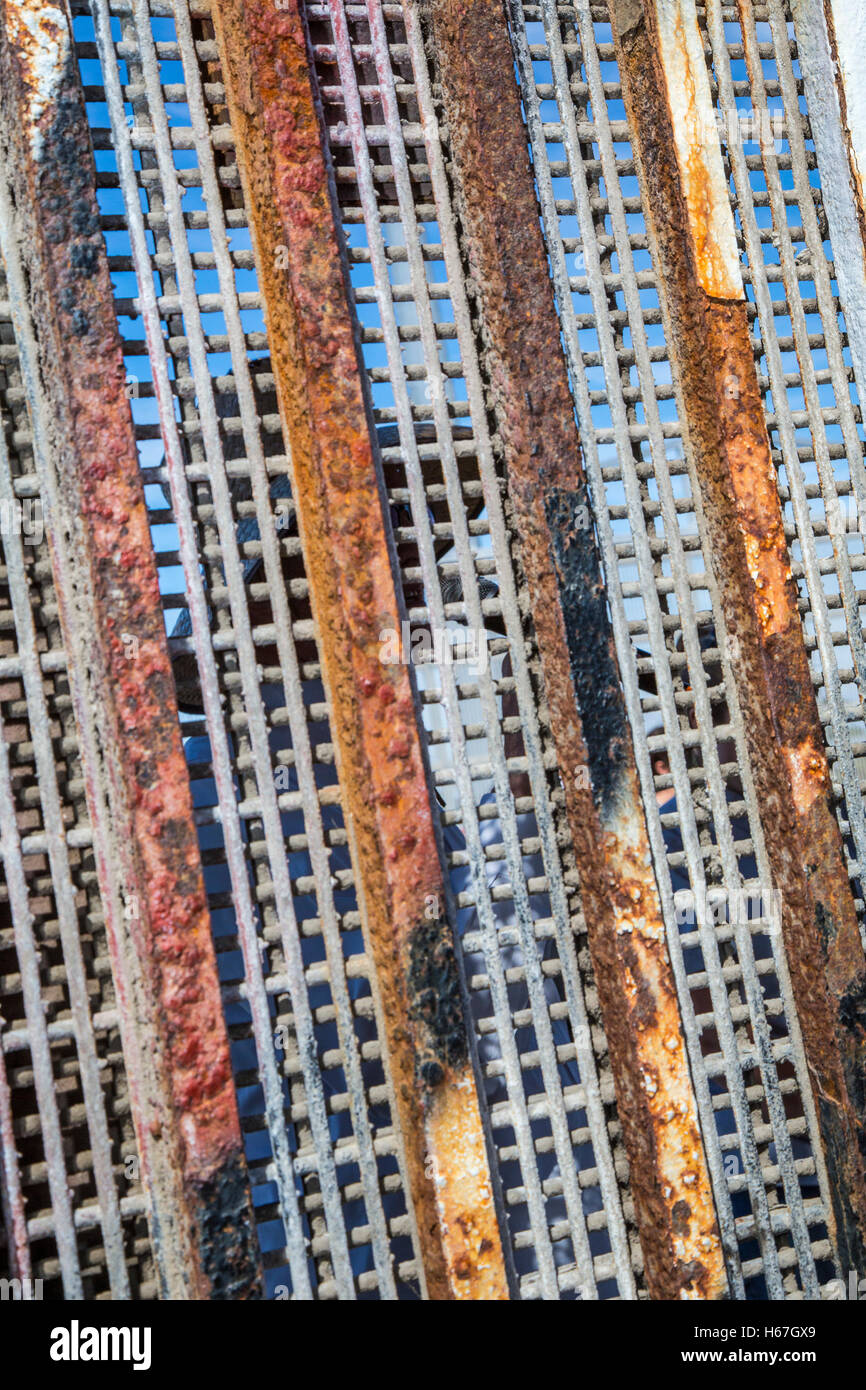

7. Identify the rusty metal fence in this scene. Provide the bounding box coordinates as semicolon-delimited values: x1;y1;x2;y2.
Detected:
0;0;865;1300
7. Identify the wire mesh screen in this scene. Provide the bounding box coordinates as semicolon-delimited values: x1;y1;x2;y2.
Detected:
1;0;865;1302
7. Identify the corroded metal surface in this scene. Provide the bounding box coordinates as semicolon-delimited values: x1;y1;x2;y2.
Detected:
651;0;743;299
419;0;725;1300
207;0;509;1300
824;0;866;224
611;0;866;1274
0;1025;29;1281
791;0;866;490
0;0;260;1298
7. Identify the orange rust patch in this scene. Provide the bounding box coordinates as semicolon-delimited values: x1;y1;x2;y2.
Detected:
428;0;725;1300
208;0;508;1300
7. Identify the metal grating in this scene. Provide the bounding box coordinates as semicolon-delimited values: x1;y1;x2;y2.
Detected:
508;0;838;1298
1;0;865;1300
0;260;153;1298
81;0;424;1299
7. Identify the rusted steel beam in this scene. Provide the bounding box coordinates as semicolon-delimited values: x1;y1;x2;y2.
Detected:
609;0;866;1273
417;0;725;1300
0;0;261;1298
207;0;509;1300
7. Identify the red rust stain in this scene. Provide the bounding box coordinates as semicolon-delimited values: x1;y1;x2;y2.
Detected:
0;0;259;1296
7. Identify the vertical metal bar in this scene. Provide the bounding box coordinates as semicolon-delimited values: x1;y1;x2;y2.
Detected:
789;0;866;461
713;0;866;892
0;1025;29;1282
400;0;638;1298
0;0;261;1298
793;0;866;315
609;0;866;1274
170;0;399;1300
416;0;725;1300
207;0;509;1300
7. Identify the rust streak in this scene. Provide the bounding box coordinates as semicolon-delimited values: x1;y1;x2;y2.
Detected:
0;0;261;1298
207;0;508;1299
419;0;724;1300
611;0;866;1273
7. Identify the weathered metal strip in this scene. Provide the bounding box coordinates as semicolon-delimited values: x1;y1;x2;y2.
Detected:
651;0;743;299
0;1026;30;1282
795;0;866;417
401;0;637;1298
0;0;261;1298
823;0;866;225
790;0;866;481
610;0;866;1274
207;0;508;1300
418;0;724;1300
511;0;820;1297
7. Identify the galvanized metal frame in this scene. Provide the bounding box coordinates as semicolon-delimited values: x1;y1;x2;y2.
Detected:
88;0;435;1301
1;0;863;1303
0;0;261;1299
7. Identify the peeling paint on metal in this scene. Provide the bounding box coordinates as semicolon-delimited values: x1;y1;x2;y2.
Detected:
790;0;866;420
826;0;866;216
4;2;69;160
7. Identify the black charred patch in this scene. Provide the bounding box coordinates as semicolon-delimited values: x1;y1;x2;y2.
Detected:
161;817;190;849
70;198;100;240
407;913;468;1090
838;976;866;1123
816;1095;866;1275
814;900;840;964
134;756;156;790
70;239;100;278
192;1152;263;1299
545;484;629;819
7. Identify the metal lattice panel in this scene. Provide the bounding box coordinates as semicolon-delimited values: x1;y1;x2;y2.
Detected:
508;0;838;1297
303;0;643;1299
0;263;153;1298
1;0;866;1301
80;0;425;1298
